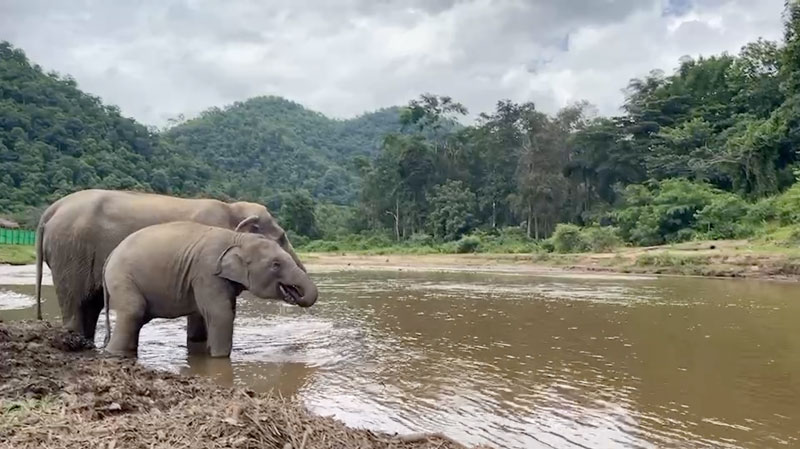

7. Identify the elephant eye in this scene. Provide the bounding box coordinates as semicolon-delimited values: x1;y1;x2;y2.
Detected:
271;261;281;271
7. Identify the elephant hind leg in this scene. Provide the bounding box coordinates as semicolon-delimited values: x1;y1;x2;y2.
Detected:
80;288;105;343
52;273;90;337
104;284;147;358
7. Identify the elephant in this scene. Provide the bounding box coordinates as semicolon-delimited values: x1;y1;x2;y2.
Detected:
34;188;305;343
100;221;318;358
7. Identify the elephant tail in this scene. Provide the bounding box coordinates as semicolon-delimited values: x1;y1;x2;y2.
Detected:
101;260;112;349
34;221;45;320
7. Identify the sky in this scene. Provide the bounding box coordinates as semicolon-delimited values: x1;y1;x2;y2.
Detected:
0;0;787;126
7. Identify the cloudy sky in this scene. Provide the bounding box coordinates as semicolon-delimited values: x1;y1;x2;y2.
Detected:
0;0;786;126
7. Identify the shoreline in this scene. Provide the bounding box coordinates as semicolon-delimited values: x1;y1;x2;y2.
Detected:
3;239;800;283
299;241;800;282
0;321;488;449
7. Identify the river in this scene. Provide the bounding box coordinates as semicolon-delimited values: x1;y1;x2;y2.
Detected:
1;265;799;448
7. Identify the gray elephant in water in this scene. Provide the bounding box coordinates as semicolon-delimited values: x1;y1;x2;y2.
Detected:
101;221;318;358
35;189;305;343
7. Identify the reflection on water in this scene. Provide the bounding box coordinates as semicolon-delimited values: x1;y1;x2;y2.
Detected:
2;269;800;448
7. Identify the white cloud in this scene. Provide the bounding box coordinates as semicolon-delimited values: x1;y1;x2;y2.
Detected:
0;0;786;126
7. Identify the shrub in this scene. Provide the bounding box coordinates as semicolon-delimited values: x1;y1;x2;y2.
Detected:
407;232;433;246
287;231;310;248
455;235;481;253
581;226;622;252
695;194;751;239
551;224;588;253
746;197;778;225
301;240;340;252
615;179;721;245
775;183;800;224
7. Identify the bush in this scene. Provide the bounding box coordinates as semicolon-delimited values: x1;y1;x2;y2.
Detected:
760;225;800;246
539;239;555;253
455;235;481;253
474;227;539;253
746;197;778;225
287;231;309;248
615;179;721;245
407;232;433;246
581;226;622;252
673;228;697;243
301;240;340;252
695;195;751;239
551;224;588;253
775;183;800;224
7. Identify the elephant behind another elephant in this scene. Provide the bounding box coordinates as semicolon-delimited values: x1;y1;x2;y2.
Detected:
35;189;306;342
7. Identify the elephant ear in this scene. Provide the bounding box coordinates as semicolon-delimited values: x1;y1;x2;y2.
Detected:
235;215;260;233
214;246;249;287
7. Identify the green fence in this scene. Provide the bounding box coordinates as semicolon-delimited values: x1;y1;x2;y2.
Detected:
0;228;36;246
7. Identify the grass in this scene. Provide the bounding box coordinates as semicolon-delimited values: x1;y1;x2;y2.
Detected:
0;244;36;265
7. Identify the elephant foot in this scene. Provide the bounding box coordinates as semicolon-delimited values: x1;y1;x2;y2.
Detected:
102;347;138;359
187;339;209;355
51;329;96;352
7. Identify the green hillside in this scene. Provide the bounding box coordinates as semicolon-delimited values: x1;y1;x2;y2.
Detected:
0;41;211;224
161;97;408;206
0;42;414;224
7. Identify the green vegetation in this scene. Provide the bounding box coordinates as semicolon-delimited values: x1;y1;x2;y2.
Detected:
0;245;35;265
1;3;800;263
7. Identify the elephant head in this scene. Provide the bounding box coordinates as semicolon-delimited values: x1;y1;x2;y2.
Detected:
229;202;306;272
214;234;318;308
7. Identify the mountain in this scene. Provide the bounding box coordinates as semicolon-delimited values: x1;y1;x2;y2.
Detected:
162;96;407;206
0;41;411;225
0;41;212;225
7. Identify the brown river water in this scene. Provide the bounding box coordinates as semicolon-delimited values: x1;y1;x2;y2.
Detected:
1;265;799;448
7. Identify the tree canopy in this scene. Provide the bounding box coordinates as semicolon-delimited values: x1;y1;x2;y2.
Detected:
2;2;799;243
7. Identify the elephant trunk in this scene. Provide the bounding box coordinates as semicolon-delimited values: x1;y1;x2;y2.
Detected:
283;240;307;273
291;267;318;308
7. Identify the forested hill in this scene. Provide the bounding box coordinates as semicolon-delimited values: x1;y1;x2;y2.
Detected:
0;40;415;224
0;42;216;220
0;41;211;220
162;97;408;206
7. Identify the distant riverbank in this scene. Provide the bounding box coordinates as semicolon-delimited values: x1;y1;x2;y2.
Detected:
300;239;800;282
4;239;800;282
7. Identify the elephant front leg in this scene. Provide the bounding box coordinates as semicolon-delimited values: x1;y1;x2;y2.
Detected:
203;306;234;358
186;312;209;355
193;277;236;358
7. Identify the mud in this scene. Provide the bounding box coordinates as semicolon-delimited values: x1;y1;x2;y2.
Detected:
0;321;490;449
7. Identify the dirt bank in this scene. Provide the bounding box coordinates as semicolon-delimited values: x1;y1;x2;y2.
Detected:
0;321;490;449
302;240;800;282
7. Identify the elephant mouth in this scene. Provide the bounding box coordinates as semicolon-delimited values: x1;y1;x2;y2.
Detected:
278;283;302;305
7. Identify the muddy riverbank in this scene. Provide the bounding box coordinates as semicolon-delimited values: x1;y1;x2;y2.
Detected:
302;239;800;282
0;321;488;449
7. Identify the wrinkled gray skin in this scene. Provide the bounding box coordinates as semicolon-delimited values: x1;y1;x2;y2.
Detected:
35;189;305;343
101;221;318;358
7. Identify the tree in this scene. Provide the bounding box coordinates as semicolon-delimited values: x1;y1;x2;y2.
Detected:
279;190;320;239
427;180;476;241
